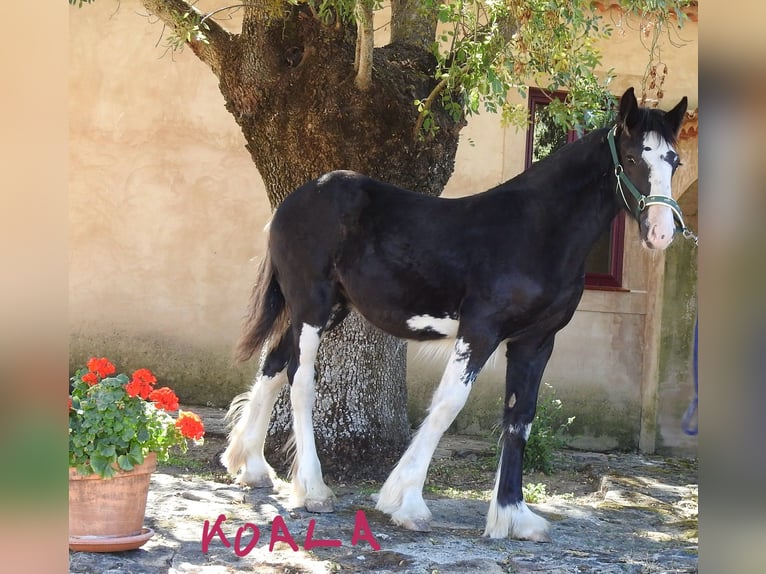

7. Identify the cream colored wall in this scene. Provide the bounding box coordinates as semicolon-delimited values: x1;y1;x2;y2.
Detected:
69;1;267;401
70;2;697;450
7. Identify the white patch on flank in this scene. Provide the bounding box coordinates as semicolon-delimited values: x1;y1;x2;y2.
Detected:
376;337;474;530
290;324;334;509
641;132;678;250
407;314;460;337
484;451;550;541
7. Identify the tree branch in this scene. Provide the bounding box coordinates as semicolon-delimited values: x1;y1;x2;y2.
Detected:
412;9;519;138
141;0;233;77
354;0;374;90
411;62;471;139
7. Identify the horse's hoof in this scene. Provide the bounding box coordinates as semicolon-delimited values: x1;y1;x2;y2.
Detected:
239;474;274;489
305;498;335;513
400;518;432;532
518;530;551;543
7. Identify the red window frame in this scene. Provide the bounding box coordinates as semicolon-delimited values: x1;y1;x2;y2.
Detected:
525;88;625;290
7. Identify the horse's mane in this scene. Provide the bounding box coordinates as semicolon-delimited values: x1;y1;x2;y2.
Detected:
623;107;680;146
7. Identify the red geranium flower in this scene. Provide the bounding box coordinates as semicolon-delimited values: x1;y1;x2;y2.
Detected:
125;379;152;399
148;387;179;411
125;368;157;399
87;357;116;379
82;372;99;386
131;368;157;387
175;411;205;441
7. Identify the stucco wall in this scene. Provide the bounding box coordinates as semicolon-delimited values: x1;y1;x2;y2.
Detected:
69;0;267;402
69;1;698;453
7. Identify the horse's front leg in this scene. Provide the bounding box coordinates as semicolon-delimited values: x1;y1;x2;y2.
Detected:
377;334;494;531
484;336;555;541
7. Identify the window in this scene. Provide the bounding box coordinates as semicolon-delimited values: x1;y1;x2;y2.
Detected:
526;88;625;289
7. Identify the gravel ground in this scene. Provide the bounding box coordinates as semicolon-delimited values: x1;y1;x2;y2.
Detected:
69;408;698;574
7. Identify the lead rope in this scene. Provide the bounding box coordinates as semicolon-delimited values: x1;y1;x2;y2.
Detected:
681;316;699;435
679;201;698;435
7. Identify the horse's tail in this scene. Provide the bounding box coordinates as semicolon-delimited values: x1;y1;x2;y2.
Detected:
234;253;289;363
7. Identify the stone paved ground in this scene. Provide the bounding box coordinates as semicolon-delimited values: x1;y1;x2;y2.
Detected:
70;408;698;574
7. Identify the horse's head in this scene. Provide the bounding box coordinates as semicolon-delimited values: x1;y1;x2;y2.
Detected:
613;87;688;250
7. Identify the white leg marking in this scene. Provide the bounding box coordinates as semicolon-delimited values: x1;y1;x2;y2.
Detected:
406;314;460;337
642;132;678;250
222;371;287;487
377;338;473;531
291;324;334;512
484;446;550;541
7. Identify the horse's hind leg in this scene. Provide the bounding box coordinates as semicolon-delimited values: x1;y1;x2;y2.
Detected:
484;335;555;541
288;321;335;512
221;334;291;487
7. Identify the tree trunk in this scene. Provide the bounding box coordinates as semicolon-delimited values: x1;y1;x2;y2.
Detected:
143;1;464;476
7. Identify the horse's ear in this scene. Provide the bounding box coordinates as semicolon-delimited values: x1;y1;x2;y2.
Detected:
618;87;640;131
665;96;688;137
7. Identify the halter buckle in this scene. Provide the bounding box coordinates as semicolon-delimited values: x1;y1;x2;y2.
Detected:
682;227;699;246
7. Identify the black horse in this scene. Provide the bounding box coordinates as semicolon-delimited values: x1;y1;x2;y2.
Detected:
222;87;689;541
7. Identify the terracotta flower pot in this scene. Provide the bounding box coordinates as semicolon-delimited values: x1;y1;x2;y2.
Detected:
69;452;157;552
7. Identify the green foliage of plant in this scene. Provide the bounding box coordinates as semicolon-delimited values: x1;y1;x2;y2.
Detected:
524;383;574;475
531;103;567;162
165;9;211;52
69;358;205;479
522;481;547;503
419;0;615;134
416;0;690;136
491;383;573;475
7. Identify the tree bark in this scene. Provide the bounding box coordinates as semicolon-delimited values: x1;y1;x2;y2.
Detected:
142;0;464;476
268;313;410;478
390;0;438;50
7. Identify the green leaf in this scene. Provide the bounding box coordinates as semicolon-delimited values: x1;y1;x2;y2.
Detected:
99;444;116;457
90;455;116;479
117;455;134;471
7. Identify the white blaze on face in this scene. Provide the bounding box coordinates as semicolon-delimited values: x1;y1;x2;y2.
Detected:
641;132;679;250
